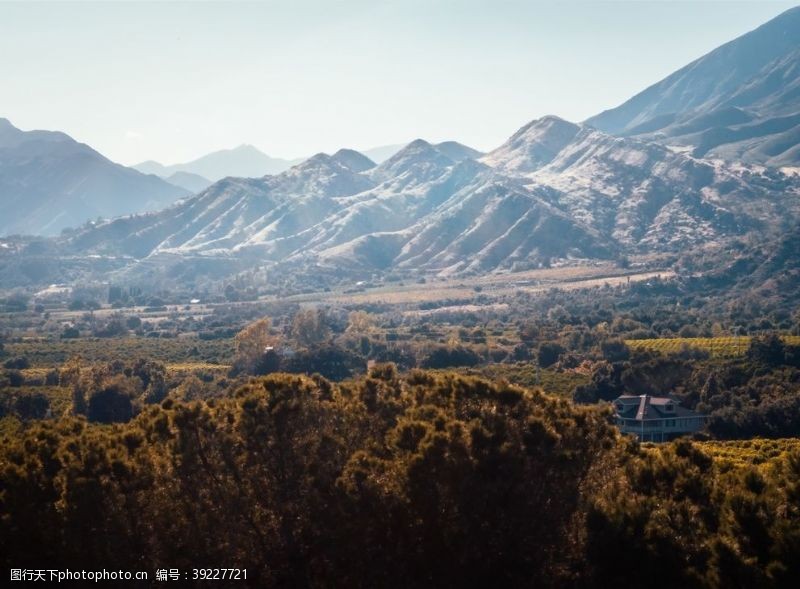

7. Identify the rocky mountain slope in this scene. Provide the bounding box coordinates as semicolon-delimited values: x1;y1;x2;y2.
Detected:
59;119;798;283
0;118;188;236
483;116;797;250
587;7;800;167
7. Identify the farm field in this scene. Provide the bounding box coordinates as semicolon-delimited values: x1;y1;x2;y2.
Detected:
461;363;591;396
625;336;800;358
696;438;800;472
4;337;234;367
286;266;673;306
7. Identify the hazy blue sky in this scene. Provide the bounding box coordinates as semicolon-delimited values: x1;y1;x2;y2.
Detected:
1;0;796;165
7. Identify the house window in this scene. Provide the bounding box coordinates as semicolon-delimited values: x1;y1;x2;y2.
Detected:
665;404;674;412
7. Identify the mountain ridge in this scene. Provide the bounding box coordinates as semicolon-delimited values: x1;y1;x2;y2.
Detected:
50;121;800;286
0;118;188;236
586;6;800;166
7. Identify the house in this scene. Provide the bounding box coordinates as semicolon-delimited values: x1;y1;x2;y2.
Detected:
612;394;707;442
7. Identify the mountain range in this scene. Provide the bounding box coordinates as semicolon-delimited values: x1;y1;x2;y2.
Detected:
587;6;800;167
2;6;800;287
61;117;797;285
0;119;188;237
134;143;413;192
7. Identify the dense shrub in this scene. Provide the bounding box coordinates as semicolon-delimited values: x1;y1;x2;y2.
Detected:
537;342;565;368
86;379;135;423
282;344;365;381
3;357;30;369
3;369;23;387
419;344;482;369
14;392;50;420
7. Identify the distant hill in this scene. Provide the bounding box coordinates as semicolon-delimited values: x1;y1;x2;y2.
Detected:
164;171;213;193
361;144;406;164
134;145;305;182
586;7;800;167
0;118;188;236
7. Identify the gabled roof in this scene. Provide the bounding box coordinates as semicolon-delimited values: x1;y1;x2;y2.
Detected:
613;395;702;420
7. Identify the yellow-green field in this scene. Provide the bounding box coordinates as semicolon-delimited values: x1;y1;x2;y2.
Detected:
697;438;800;472
17;364;230;382
625;336;800;358
5;337;234;367
454;364;591;396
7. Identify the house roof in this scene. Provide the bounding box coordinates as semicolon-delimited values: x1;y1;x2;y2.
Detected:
613;394;702;420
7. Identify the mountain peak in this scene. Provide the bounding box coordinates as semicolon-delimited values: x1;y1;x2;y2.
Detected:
378;139;446;167
398;138;436;154
232;143;263;153
386;139;449;162
434;141;483;162
288;152;338;174
540;114;570;123
290;151;374;177
304;152;341;167
332;148;376;172
482;116;581;174
516;115;579;136
370;139;455;184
